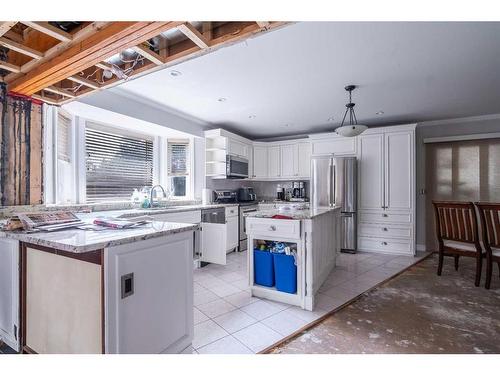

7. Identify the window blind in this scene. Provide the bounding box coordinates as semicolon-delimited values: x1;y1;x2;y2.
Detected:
425;138;500;250
57;112;71;162
167;140;189;176
85;126;153;203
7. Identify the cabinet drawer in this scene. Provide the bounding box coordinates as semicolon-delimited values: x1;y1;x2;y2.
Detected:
246;218;301;239
359;211;412;224
225;206;238;218
359;236;412;255
359;223;412;239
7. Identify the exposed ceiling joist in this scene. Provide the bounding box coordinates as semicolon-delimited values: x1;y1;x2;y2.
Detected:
0;61;21;73
43;86;76;98
0;37;44;59
177;22;210;49
67;75;101;90
21;22;73;42
32;93;61;105
0;22;17;37
95;62;112;70
131;45;164;65
9;21;182;95
8;22;109;80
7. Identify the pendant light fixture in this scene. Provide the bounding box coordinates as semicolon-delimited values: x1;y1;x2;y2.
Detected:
335;85;368;137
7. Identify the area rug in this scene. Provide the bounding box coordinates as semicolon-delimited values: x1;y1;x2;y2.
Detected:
269;254;500;354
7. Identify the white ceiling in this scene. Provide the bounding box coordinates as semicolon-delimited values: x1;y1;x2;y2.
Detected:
111;22;500;139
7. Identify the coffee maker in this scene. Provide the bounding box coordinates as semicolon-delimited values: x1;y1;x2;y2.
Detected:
291;181;307;201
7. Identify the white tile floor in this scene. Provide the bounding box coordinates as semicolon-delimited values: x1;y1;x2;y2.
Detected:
188;250;426;354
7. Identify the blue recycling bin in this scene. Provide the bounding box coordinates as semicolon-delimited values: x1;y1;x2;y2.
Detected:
273;253;297;294
253;249;275;287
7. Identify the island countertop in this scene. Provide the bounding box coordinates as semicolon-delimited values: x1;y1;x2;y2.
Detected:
1;221;199;253
244;206;340;220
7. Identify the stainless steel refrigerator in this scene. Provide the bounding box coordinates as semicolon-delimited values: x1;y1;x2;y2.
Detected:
311;156;357;253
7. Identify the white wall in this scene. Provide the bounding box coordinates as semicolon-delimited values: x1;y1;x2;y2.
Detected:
77;89;208;138
415;114;500;250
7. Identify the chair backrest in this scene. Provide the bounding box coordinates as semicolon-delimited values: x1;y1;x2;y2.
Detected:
475;202;500;252
432;201;479;245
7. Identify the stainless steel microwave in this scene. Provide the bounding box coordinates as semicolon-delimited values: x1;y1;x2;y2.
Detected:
226;155;249;179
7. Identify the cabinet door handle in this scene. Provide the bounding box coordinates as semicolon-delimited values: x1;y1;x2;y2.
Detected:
381;241;387;245
382;227;388;231
269;225;276;231
382;214;388;217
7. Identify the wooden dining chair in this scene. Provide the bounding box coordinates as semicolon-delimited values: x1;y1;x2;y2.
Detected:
432;201;485;286
475;202;500;289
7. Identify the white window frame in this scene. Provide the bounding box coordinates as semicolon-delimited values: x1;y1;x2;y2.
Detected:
163;138;193;200
44;106;195;205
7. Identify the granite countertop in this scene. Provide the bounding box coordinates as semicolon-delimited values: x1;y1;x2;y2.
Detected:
2;220;199;253
244;206;339;220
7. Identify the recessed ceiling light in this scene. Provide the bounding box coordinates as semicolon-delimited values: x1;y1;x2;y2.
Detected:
170;70;182;77
376;111;384;115
327;117;335;122
248;115;256;119
217;97;227;102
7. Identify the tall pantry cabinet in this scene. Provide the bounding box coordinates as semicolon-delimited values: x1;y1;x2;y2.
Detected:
357;124;416;255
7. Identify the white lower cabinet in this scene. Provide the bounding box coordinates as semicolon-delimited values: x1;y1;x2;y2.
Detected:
200;223;227;265
105;233;194;354
0;238;20;352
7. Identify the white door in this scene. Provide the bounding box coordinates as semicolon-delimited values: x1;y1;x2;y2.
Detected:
268;146;281;178
297;142;311;177
0;239;20;352
201;223;227;265
281;144;298;178
226;216;239;252
358;133;385;211
253;145;268;178
385;131;413;211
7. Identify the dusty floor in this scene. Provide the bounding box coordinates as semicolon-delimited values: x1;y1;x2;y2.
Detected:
270;254;500;354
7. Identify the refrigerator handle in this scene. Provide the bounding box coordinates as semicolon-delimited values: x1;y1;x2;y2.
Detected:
330;162;336;207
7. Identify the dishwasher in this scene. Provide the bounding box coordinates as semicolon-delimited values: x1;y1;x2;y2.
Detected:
200;208;228;266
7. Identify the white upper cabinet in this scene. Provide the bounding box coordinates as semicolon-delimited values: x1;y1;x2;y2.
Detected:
280;143;298;178
384;131;414;211
253;145;268;178
358;133;385;211
268;146;281;178
310;135;357;156
228;139;249;159
297;142;311;177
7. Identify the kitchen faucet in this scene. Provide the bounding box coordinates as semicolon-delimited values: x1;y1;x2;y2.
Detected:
149;185;166;208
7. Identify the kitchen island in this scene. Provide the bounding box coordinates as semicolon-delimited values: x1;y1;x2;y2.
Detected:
2;220;199;354
244;206;341;311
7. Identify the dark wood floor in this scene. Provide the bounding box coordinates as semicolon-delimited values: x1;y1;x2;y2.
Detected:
270;254;500;354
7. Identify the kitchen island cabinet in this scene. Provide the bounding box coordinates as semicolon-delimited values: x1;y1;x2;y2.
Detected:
5;221;198;354
244;207;340;311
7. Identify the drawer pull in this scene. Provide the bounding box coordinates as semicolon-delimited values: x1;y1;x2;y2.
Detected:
381;241;388;245
382;214;388;217
269;225;276;231
382;227;388;231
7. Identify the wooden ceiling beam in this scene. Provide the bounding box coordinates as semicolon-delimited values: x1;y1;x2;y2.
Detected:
256;22;270;29
21;22;73;42
0;37;44;60
9;21;183;95
131;45;164;65
43;86;76;98
0;22;17;38
177;22;209;49
67;75;101;90
0;61;21;73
